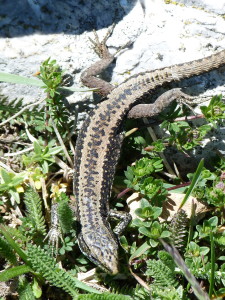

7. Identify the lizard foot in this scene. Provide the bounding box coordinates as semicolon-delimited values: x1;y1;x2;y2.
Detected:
44;203;63;255
89;23;116;59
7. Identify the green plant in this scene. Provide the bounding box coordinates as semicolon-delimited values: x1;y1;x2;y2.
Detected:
146;251;178;287
169;209;188;251
0;169;26;204
22;187;46;237
200;95;225;124
1;57;225;299
124;157;167;206
158;95;225;151
22;140;62;172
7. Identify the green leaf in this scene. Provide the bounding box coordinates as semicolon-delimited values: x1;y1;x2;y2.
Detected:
24;187;46;235
33;141;42;155
47;146;62;155
149;239;158;247
0;236;17;265
57;203;73;235
199;246;210;256
218;256;225;261
50;89;55;98
0;183;9;192
0;72;95;92
32;277;42;298
0;225;30;265
135;205;162;220
150;221;162;237
10;175;25;187
208;216;218;227
170;123;180;133
119;236;129;251
139;227;152;238
129;241;151;262
140;198;151;208
0;72;44;87
27;244;100;295
18;277;36;300
42;160;49;174
179;158;204;209
124;168;133;181
9;189;21;204
160;231;171;238
132;218;150;227
0;265;32;281
0;169;12;184
200;95;225;122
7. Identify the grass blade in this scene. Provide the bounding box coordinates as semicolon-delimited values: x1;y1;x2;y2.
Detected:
179;158;204;209
0;72;96;92
0;72;43;87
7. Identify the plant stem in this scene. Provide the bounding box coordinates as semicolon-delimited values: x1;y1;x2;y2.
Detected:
209;230;215;297
187;200;195;246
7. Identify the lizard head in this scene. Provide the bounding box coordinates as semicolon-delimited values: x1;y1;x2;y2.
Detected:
78;227;119;274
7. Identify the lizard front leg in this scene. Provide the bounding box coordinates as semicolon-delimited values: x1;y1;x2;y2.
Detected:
127;88;194;119
109;209;132;236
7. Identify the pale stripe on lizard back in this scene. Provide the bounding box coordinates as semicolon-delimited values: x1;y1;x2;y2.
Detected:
74;49;225;273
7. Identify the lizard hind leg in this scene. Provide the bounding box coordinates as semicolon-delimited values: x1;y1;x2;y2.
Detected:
80;24;117;96
89;23;116;59
127;88;195;119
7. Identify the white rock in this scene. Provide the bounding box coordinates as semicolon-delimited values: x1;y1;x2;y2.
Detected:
0;0;225;173
0;0;225;107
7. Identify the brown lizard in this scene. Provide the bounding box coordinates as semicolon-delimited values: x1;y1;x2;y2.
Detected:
65;26;225;274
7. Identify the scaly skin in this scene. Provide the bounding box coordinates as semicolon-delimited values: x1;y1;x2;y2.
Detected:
74;48;225;273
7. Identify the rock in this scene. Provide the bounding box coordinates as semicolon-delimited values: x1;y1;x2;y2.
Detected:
1;0;225;105
126;191;209;223
1;0;225;172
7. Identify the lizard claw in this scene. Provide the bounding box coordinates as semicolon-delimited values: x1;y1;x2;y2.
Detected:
44;225;63;255
88;23;116;59
44;203;63;255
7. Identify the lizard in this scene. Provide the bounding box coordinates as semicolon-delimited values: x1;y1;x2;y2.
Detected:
50;26;225;275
